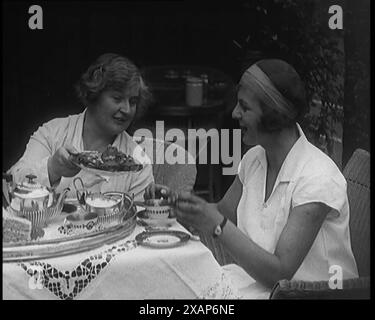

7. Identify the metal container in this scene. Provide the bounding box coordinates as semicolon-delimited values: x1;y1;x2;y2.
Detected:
73;177;135;228
7;174;69;220
10;174;53;212
200;74;209;104
5;174;69;239
80;192;124;217
185;76;203;107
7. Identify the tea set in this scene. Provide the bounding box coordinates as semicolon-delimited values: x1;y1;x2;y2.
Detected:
3;173;175;239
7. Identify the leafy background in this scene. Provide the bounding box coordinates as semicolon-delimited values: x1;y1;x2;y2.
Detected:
231;0;369;168
3;1;369;174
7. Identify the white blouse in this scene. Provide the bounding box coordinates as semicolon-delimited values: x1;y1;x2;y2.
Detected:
9;109;154;201
223;123;358;299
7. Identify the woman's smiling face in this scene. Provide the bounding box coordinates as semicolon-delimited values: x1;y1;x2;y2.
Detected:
232;85;263;146
89;85;139;136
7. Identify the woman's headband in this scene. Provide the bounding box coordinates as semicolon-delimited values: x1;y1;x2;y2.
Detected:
240;64;297;119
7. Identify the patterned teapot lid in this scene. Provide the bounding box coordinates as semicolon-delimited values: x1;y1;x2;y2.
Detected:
14;174;50;199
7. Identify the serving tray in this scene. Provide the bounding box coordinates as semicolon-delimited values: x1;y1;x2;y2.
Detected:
3;200;137;262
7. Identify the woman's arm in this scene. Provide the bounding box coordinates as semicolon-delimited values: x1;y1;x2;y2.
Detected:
214;175;243;224
9;120;80;187
9;128;54;185
216;202;330;288
176;192;330;288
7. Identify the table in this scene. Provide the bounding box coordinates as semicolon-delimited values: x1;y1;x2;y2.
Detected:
3;222;240;300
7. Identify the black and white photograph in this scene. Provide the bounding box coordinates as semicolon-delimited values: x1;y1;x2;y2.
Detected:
2;0;370;304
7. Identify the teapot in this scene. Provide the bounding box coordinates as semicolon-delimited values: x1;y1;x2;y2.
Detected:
10;174;54;211
4;173;69;227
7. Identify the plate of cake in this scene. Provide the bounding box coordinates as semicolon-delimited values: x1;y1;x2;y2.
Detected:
71;145;143;176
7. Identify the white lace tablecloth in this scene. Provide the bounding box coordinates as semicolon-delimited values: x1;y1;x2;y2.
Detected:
3;223;241;300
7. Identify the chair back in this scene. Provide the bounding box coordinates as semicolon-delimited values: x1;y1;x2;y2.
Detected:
136;137;197;193
343;149;370;277
270;277;370;299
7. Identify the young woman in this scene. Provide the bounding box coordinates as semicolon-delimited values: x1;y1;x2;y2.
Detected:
145;59;358;298
9;53;153;200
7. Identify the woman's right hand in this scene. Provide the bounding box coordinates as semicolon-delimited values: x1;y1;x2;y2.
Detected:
144;183;178;204
47;146;81;184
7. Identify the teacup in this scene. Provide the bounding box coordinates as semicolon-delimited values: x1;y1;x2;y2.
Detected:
142;199;172;220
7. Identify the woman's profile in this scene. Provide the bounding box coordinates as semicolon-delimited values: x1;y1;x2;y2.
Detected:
145;59;359;298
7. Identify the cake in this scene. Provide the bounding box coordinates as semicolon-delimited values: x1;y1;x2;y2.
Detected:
73;145;143;172
3;207;32;243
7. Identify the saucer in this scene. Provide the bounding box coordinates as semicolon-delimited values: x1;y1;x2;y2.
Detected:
135;230;190;249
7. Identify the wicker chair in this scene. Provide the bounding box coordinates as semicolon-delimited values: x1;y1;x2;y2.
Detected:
270;148;371;299
269;277;370;299
137;137;197;193
343;149;370;277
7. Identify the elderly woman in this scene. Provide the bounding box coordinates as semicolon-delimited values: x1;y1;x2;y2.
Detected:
9;53;153;201
145;59;358;298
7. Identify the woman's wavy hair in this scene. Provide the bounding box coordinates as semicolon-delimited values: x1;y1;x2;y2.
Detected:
251;59;308;133
75;53;152;120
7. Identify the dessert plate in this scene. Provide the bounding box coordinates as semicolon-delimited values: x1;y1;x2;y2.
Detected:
135;230;190;249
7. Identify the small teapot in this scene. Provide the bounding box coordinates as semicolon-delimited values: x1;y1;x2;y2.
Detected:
6;174;69;227
10;174;53;212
